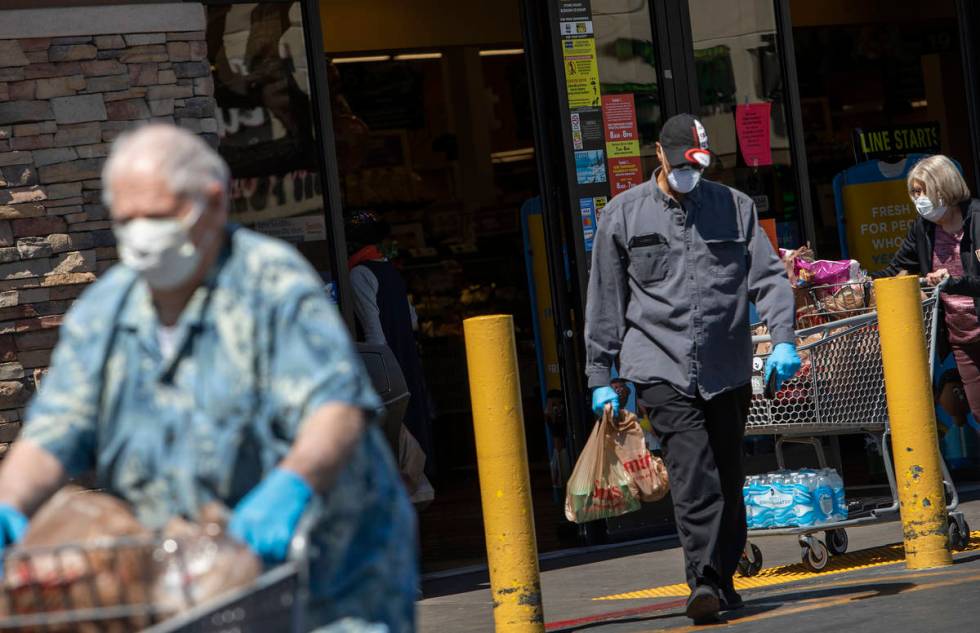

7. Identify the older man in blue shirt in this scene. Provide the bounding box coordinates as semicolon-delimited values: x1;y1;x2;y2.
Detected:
0;124;417;632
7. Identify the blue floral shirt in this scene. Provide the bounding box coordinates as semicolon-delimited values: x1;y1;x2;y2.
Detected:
23;227;418;632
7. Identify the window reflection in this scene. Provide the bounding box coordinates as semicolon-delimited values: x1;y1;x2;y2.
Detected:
690;0;800;246
206;2;333;285
593;0;662;174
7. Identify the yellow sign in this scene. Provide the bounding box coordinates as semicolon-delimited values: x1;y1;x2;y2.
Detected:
853;124;940;161
606;139;641;158
842;179;917;271
562;37;600;109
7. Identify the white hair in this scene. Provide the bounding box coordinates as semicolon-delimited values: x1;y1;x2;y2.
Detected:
908;154;971;205
101;123;230;209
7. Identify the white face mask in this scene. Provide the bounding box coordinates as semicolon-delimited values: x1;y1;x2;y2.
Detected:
113;201;209;290
667;167;701;194
914;195;947;223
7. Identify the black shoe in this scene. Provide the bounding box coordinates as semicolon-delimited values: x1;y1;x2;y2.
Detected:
685;583;721;624
719;585;744;610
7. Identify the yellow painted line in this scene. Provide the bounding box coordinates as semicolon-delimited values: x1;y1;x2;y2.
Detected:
593;531;980;601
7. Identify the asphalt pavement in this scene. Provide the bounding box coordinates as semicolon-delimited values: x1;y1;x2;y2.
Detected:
419;494;980;632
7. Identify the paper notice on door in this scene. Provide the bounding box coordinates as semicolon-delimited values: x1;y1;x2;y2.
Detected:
580;197;597;251
562;37;601;109
560;20;594;36
575;149;606;184
607;157;643;194
602;94;640;145
735;102;773;167
580;195;608;252
602;94;643;194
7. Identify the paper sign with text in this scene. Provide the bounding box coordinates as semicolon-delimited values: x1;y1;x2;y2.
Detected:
602;94;643;193
735;102;773;167
842;179;917;271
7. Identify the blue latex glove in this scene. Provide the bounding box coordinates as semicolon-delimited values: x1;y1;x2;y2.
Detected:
229;468;313;564
591;386;620;418
0;503;28;577
765;342;802;391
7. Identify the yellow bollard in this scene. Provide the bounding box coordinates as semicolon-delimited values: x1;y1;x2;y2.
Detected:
874;276;952;569
463;315;544;632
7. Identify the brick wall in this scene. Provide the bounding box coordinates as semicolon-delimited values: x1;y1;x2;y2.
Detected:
0;8;217;456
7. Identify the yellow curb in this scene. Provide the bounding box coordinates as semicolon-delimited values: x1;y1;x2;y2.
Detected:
593;531;980;601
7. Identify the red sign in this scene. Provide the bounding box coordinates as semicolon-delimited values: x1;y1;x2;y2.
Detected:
735;102;773;167
602;94;644;193
602;94;639;142
608;157;643;194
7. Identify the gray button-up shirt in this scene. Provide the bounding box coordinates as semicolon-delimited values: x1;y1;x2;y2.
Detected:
584;173;796;399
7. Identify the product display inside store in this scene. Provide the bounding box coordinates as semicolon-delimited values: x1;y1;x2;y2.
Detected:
329;49;538;345
321;0;569;570
791;0;977;263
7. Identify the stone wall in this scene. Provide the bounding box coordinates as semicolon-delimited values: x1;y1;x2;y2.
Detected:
0;4;216;456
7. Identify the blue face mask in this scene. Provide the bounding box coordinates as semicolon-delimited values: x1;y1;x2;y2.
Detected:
914;195;947;223
667;167;701;194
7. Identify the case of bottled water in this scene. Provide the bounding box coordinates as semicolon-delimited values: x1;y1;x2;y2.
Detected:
744;468;847;529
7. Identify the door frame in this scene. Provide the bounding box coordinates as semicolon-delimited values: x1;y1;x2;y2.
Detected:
956;0;980;195
300;0;355;328
524;0;705;455
202;0;355;328
525;0;820;446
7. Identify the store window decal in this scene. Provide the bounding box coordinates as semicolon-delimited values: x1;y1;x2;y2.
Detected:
206;2;328;249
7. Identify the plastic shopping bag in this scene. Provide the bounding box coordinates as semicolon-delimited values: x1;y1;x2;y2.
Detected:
791;257;859;287
611;411;670;503
564;410;640;523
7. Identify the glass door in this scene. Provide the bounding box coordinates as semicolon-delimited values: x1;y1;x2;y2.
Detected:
543;0;666;301
528;0;703;540
686;0;807;251
203;0;351;321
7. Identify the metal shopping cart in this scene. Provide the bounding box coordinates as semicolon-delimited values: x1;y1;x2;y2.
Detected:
0;528;310;632
739;280;972;575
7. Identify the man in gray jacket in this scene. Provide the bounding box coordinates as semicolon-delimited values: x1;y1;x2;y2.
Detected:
585;113;800;624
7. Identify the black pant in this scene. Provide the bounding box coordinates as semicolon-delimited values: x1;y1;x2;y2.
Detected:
637;383;751;590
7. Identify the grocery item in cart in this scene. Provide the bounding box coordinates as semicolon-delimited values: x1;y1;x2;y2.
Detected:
152;503;261;614
744;469;847;529
785;255;860;288
1;487;153;631
0;490;263;631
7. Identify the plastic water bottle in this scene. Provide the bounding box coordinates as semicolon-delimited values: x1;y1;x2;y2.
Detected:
745;475;772;529
771;472;788;527
743;476;757;529
791;472;816;527
762;475;778;528
745;501;762;529
812;471;835;524
829;469;847;521
748;474;777;528
773;471;799;527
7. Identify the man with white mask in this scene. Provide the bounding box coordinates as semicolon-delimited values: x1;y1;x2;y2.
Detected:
585;113;799;624
0;124;417;632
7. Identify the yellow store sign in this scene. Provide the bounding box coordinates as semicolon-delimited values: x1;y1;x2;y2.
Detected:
841;179;917;271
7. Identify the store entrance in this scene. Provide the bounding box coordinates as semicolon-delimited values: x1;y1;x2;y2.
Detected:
791;0;977;261
790;0;980;474
319;0;576;571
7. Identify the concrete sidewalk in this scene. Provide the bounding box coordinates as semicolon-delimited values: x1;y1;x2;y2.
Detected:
419;495;980;632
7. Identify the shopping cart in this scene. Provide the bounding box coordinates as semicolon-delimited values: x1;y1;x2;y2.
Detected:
0;527;310;632
739;280;972;575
